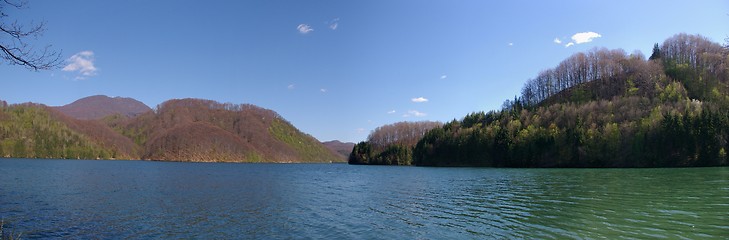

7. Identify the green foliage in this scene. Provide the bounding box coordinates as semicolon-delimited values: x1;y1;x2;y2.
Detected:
626;79;639;96
349;142;373;164
411;99;728;167
649;43;661;60
0;105;112;159
658;81;688;102
570;88;593;104
376;34;729;168
348;121;441;165
245;152;264;163
270;118;342;163
349;142;412;165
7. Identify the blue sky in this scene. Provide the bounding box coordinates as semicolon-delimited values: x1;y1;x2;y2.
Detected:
2;0;727;142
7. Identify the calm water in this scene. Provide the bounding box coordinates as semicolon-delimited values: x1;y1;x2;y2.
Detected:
1;158;728;239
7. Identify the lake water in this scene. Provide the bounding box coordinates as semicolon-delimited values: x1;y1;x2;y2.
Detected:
1;158;728;239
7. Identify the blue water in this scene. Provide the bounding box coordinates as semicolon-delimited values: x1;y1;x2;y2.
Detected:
1;158;728;239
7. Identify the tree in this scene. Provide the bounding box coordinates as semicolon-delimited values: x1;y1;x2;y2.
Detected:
1;0;62;70
649;43;661;60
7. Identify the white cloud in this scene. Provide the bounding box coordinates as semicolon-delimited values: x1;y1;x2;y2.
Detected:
411;97;428;103
355;128;366;133
288;84;295;90
440;75;447;80
328;18;340;30
508;42;514;47
297;24;313;34
553;38;562;44
403;110;427;117
387;110;396;114
571;32;601;44
565;42;575;48
320;88;327;93
62;51;98;79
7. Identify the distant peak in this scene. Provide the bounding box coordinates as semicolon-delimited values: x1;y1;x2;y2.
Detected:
55;95;152;120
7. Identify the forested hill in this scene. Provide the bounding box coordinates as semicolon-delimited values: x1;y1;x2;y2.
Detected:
323;140;356;159
54;95;152;120
0;102;139;159
352;33;729;167
348;121;442;165
0;98;343;163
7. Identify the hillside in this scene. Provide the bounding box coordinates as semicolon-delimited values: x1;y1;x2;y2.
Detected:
108;98;343;163
322;140;355;159
0;98;343;163
0;103;132;159
348;121;442;165
352;33;729;167
54;95;152;120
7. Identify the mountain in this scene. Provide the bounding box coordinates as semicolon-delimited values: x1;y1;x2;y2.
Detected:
108;98;343;163
0;103;137;159
352;33;729;168
54;95;152;120
322;140;355;159
0;97;343;163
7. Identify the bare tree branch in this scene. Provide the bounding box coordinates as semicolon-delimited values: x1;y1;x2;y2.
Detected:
0;0;62;71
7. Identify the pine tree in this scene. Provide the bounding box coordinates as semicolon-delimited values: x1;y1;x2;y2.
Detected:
649;43;661;60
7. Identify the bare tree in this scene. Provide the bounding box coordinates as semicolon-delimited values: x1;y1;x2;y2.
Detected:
1;0;61;71
367;121;442;150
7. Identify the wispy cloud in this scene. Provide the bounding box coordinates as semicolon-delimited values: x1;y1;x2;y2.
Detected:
288;84;295;90
297;24;313;34
553;38;562;44
565;42;575;48
411;97;428;103
571;32;602;44
320;88;327;93
508;42;514;47
403;110;426;118
355;128;366;133
387;110;396;114
328;18;340;30
62;51;98;79
440;75;447;80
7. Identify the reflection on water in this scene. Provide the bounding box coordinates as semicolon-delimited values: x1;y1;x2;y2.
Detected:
0;159;727;238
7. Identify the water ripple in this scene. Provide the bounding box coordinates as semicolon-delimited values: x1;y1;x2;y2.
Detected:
0;160;728;239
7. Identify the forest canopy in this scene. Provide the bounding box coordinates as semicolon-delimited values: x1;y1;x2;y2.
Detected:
349;121;441;165
352;33;729;167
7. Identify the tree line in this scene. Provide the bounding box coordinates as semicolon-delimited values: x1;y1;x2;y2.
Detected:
349;121;441;165
351;33;729;167
0;98;344;163
0;104;117;159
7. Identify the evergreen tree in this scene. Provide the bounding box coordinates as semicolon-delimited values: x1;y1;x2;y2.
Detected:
649;43;661;60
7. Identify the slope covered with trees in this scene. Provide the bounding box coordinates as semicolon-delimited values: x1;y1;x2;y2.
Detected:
353;33;729;167
348;121;441;165
0;103;129;159
106;98;343;163
54;95;152;120
323;140;356;159
0;98;343;163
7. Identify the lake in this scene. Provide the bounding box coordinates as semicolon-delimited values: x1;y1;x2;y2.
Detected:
1;158;727;239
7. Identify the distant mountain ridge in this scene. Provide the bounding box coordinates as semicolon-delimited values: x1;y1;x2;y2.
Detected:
322;140;355;159
54;95;152;120
0;97;343;163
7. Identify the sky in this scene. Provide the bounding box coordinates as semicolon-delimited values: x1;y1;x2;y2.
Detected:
2;0;728;143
